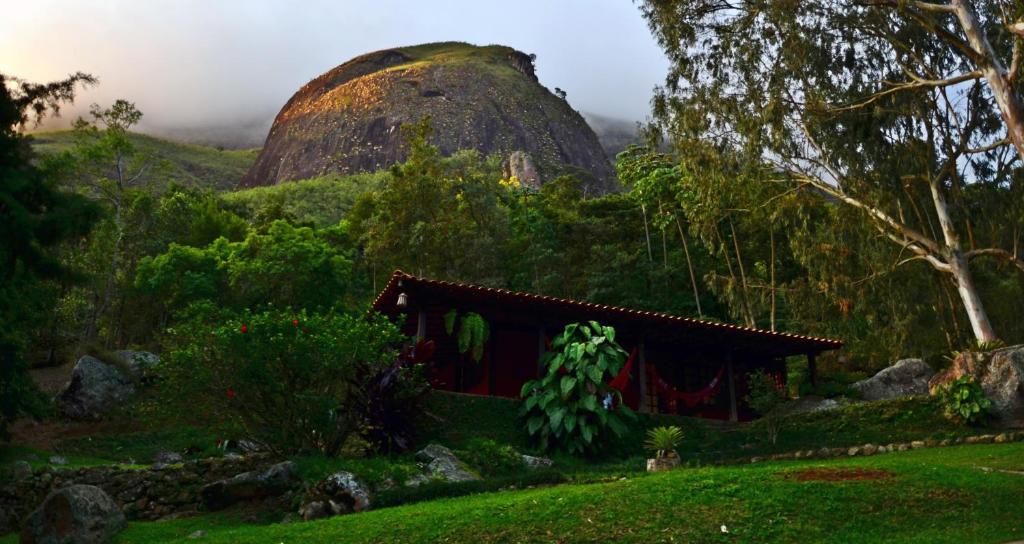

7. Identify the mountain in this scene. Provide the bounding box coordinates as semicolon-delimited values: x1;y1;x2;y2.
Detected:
582;112;645;160
241;42;617;194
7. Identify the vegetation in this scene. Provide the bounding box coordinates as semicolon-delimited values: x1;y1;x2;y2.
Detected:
150;308;422;455
745;370;787;445
936;375;993;425
520;322;635;454
1;442;1015;544
443;310;489;362
644;425;683;459
31;129;257;191
0;72;99;438
639;0;1024;344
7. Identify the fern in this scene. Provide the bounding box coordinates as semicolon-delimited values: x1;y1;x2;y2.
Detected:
443;309;457;335
446;309;489;362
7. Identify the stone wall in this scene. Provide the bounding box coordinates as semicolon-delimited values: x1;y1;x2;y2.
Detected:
0;454;282;535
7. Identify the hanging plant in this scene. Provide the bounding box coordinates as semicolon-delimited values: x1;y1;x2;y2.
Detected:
443;309;489;362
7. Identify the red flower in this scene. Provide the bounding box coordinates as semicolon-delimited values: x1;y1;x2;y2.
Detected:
292;319;299;326
226;388;236;399
240;324;248;334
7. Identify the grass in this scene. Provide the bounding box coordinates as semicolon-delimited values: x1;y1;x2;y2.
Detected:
6;442;1014;544
28;130;258;191
416;392;980;464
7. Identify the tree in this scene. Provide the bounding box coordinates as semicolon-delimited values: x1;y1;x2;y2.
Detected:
0;72;99;437
640;0;1024;342
68;99;164;343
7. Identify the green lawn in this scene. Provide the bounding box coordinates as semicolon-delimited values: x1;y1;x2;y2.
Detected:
36;442;1024;544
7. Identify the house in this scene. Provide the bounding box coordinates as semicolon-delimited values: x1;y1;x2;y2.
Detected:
373;270;843;421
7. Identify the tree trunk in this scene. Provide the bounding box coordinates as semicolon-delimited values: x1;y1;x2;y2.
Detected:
675;218;703;317
949;253;998;342
728;218;756;327
640;203;654;264
951;0;1024;162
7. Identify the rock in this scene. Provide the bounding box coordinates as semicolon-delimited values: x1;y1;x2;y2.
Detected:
241;44;618;194
929;346;1024;421
302;471;371;516
521;454;553;469
910;440;925;449
55;356;137;420
404;473;431;487
994;433;1011;443
20;485;126;544
505;151;541;188
49;456;68;466
299;500;331;521
12;460;33;481
153;452;183;467
897;443;910;452
414;443;480;483
200;461;300;511
113;350;159;380
187;530;206;539
847;446;861;457
646;453;681;472
862;444;878;456
852;359;935;401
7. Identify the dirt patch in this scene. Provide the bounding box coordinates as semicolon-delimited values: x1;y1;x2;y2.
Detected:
781;467;895;482
29;364;74;397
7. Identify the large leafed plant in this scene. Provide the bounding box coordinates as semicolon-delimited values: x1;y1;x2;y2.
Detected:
520;321;635;454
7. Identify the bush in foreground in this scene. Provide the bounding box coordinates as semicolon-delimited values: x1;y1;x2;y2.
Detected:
150;307;427;455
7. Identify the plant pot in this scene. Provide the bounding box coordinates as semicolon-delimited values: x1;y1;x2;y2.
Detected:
646;452;681;472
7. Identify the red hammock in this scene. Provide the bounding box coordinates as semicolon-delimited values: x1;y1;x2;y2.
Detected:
607;347;638;392
648;364;725;408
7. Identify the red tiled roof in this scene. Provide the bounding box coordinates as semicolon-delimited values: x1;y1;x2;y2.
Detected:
373;270;842;355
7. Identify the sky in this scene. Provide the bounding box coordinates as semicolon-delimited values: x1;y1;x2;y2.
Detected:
2;0;669;146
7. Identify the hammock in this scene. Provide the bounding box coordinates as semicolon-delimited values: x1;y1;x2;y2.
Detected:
607;348;638;392
648;364;725;408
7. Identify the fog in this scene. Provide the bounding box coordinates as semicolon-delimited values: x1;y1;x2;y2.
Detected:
2;0;668;148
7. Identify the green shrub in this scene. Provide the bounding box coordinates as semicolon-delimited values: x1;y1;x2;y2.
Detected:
745;369;786;444
459;438;522;476
150;307;425;455
937;375;992;425
644;426;683;459
519;321;636;455
374;470;567;509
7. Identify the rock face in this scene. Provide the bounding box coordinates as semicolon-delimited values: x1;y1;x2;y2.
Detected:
241;42;617;194
929;345;1024;421
55;356;136;421
504;151;541;188
299;471;371;521
414;443;479;483
200;461;300;511
20;485;126;544
851;359;935;401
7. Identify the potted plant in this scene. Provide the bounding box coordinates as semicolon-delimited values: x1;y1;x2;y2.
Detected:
645;425;684;472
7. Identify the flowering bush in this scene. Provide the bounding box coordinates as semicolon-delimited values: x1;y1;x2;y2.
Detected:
150;306;429;455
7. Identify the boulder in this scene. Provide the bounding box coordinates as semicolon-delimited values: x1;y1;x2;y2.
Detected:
200;461;299;511
55;356;136;420
12;460;33;481
521;454;553;469
929;345;1024;422
299;471;371;521
20;485;126;544
851;359;935;401
49;456;68;466
113;350;159;380
414;443;480;483
153;452;183;468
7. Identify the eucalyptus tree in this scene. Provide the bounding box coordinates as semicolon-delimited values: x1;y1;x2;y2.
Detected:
640;0;1024;342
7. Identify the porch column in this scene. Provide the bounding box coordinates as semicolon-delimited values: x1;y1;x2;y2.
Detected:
637;339;649;413
416;307;427;340
537;327;546;377
807;352;818;389
726;352;738;422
